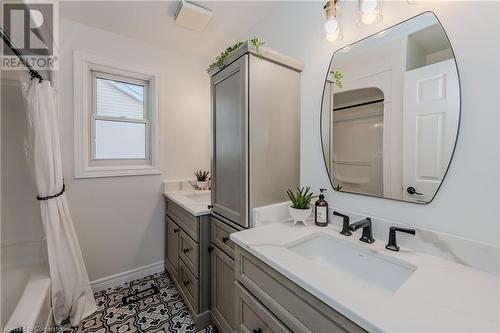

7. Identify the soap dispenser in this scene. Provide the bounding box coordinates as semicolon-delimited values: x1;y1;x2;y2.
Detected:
315;188;329;227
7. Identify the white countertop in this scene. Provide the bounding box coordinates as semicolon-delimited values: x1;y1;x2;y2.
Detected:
163;190;211;216
231;222;500;332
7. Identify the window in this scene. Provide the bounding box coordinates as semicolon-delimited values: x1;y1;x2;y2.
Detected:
74;52;160;178
93;74;147;160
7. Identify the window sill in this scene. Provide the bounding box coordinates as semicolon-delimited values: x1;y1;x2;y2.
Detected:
74;165;162;179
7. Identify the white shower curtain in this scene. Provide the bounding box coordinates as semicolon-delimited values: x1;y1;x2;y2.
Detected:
26;79;96;325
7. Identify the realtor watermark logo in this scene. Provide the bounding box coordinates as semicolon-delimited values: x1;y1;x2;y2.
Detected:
1;1;58;71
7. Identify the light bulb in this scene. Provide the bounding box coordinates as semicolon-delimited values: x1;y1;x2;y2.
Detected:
326;31;340;42
360;0;377;14
361;12;378;24
325;17;338;34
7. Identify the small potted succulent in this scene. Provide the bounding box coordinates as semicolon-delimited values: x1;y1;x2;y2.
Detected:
194;170;210;190
286;186;313;225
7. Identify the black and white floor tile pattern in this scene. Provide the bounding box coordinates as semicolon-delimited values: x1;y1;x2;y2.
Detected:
57;272;216;333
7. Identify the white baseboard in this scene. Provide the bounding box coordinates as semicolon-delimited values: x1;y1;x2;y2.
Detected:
91;261;164;292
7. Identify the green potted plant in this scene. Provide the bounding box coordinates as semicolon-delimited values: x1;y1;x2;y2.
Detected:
207;37;265;71
194;170;210;190
286;186;314;225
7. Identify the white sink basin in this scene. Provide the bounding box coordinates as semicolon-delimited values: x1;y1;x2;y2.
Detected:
185;191;211;203
286;234;416;293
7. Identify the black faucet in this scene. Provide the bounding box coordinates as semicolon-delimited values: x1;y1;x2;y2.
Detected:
385;226;416;252
348;218;375;244
333;211;351;236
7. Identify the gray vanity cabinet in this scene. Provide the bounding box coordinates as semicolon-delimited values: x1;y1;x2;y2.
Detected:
211;245;236;332
211;55;248;227
164;198;211;330
210;215;238;333
235;282;290;333
165;215;180;279
209;42;303;229
208;42;303;332
234;245;367;333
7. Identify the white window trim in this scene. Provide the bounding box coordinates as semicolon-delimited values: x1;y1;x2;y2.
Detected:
74;51;161;178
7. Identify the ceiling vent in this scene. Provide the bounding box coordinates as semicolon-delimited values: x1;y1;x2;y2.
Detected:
174;1;213;32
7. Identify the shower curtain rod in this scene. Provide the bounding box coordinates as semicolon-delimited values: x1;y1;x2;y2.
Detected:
0;28;45;81
333;98;384;112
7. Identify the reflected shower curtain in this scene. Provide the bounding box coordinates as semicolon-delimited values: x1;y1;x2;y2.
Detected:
25;79;96;325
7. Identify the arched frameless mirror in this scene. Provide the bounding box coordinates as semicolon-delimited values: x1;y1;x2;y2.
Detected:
321;12;460;204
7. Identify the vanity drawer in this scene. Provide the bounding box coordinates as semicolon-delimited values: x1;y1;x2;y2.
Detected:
235;247;366;333
178;259;199;313
211;215;237;258
166;199;199;242
235;282;290;333
179;230;199;278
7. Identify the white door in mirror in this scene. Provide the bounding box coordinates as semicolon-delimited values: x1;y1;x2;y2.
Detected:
402;59;460;202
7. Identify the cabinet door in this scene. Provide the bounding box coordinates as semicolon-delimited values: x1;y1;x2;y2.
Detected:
211;245;236;332
165;216;180;280
211;55;248;228
235;282;290;333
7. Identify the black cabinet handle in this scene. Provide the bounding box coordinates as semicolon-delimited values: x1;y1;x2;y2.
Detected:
407;186;423;195
253;329;262;333
208;246;214;253
183;248;190;254
207;204;214;209
222;236;229;243
173;229;180;233
183;280;189;286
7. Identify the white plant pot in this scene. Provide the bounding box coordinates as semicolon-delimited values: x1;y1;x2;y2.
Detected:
289;207;312;225
196;181;208;190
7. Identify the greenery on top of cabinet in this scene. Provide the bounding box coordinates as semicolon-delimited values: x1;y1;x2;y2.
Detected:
208;37;265;70
330;70;343;88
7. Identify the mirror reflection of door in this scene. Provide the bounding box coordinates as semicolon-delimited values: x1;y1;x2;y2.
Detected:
402;59;460;203
320;12;460;204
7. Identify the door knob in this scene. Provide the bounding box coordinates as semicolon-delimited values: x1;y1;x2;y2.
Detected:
407;186;423;195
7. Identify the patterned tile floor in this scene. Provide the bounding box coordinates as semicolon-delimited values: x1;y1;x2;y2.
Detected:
57;272;216;333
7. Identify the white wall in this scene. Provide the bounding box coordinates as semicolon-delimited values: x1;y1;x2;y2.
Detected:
241;2;499;248
58;19;210;280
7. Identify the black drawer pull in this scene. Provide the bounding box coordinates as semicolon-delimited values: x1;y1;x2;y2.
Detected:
207;204;214;209
253;329;262;333
183;248;190;254
173;229;180;233
183;280;190;286
222;236;229;243
208;246;214;253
